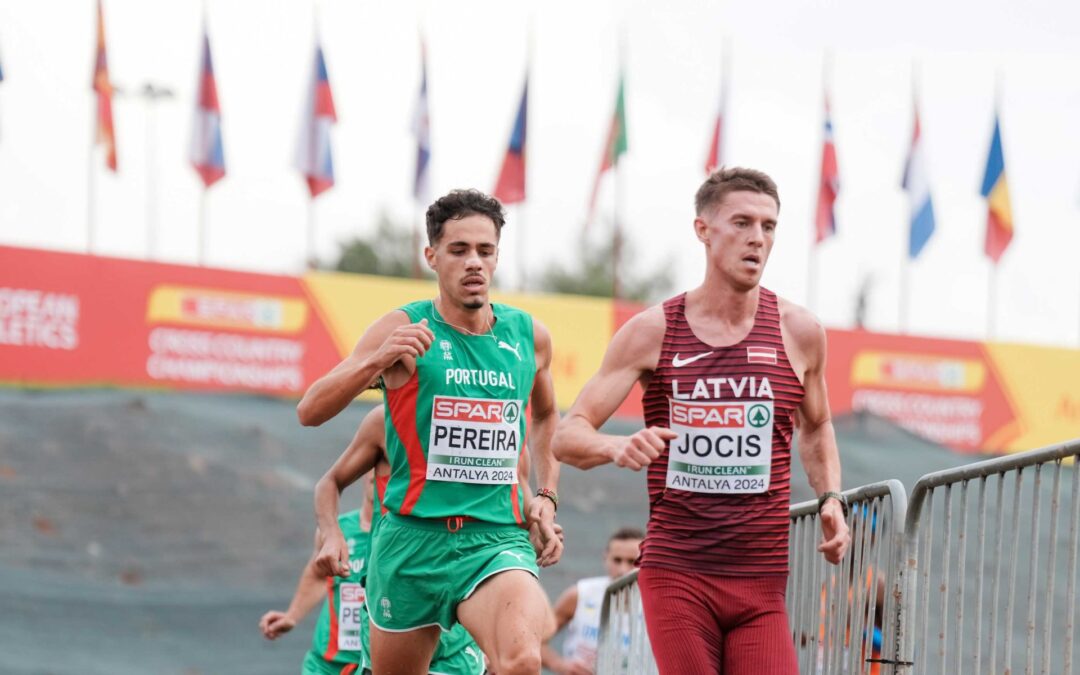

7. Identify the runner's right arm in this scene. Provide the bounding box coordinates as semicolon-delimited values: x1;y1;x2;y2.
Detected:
540;585;592;675
259;530;326;640
297;311;432;426
552;307;675;470
312;406;385;577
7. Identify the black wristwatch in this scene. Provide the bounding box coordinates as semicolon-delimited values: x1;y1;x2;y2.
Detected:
817;491;849;518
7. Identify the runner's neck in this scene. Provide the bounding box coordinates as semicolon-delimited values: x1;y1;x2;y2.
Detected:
684;283;760;345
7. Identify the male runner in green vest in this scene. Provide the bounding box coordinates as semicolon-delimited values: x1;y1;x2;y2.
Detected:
298;189;561;675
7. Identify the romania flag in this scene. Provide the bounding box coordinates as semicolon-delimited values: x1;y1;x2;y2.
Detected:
980;114;1013;263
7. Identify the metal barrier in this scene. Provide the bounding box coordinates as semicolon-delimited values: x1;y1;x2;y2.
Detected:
596;568;657;675
595;441;1080;675
895;440;1080;675
788;480;907;675
596;481;907;675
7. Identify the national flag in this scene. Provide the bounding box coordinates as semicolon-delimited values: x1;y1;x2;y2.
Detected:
295;40;336;198
92;0;117;172
412;40;431;203
704;60;726;175
493;77;527;205
587;72;628;221
746;346;777;365
902;102;935;258
814;96;838;243
190;26;225;188
980;114;1013;263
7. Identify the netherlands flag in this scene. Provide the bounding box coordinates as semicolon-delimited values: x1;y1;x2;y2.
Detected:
296;40;337;199
901;103;935;259
190;27;225;188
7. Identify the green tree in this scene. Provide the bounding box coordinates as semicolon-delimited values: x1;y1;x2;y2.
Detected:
332;212;427;279
536;236;673;302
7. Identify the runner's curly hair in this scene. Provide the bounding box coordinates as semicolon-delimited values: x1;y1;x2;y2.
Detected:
426;189;506;245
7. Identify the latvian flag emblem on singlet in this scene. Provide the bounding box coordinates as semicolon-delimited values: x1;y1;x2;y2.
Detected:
746;346;777;364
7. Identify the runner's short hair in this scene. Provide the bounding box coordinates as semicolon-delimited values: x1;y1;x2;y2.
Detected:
426;189;506;245
695;167;780;216
609;527;645;545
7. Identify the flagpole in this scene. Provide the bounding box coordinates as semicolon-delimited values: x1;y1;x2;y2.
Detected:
198;189;208;266
413;206;423;278
517;205;528;291
88;107;97;254
307;198;316;270
988;70;1003;340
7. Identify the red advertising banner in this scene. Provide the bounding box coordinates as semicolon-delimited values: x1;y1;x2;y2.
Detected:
0;246;341;396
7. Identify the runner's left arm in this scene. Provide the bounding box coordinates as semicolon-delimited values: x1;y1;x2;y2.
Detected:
791;314;850;565
259;529;327;640
312;405;384;577
529;320;563;567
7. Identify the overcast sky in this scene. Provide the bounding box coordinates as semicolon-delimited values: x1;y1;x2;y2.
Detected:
1;0;1079;348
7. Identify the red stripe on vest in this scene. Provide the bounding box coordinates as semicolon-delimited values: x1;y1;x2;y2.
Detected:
386;373;427;515
323;576;339;661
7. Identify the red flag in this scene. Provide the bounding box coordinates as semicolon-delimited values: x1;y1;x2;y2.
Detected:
493;78;527;205
92;0;117;172
814;96;839;243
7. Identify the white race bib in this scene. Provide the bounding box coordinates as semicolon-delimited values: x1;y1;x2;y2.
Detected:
665;399;774;494
427;396;521;485
338;583;365;650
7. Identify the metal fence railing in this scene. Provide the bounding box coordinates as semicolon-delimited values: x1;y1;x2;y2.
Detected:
895;440;1080;675
788;480;907;675
596;568;657;675
595;439;1080;675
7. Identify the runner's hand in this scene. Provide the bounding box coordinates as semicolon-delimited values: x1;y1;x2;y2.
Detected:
817;500;850;565
529;521;564;558
528;496;562;567
611;427;678;471
314;529;352;578
259;610;297;640
374;318;434;369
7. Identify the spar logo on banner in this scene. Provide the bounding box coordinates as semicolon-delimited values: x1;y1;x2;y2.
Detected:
144;285;311;393
0;286;80;351
146;286;308;334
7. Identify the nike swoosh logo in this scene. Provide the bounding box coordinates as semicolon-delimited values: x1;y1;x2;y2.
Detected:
672;351;714;367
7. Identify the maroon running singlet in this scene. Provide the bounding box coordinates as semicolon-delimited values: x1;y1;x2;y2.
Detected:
639;288;804;575
637;288;804;674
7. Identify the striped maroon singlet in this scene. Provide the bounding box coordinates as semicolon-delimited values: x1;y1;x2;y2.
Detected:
639;288;804;576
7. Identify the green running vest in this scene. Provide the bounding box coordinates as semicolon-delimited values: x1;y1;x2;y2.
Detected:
382;300;536;524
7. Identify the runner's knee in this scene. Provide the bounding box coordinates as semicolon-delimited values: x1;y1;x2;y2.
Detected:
492;644;541;675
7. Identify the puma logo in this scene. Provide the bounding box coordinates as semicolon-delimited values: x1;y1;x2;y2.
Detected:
499;550;528;563
672;351;713;368
498;340;522;361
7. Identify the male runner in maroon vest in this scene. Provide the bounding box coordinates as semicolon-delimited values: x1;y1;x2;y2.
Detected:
552;167;850;674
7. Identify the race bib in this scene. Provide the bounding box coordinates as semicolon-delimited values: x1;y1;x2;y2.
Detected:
338;583;365;650
666;399;774;494
427;396;521;485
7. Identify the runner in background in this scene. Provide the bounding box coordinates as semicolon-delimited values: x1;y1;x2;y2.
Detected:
540;527;643;675
258;473;374;674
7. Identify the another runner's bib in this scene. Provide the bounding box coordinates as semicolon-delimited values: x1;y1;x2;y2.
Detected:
427;395;521;485
338;582;365;651
666;399;775;494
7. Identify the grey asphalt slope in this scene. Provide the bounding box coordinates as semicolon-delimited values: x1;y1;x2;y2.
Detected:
0;390;988;673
